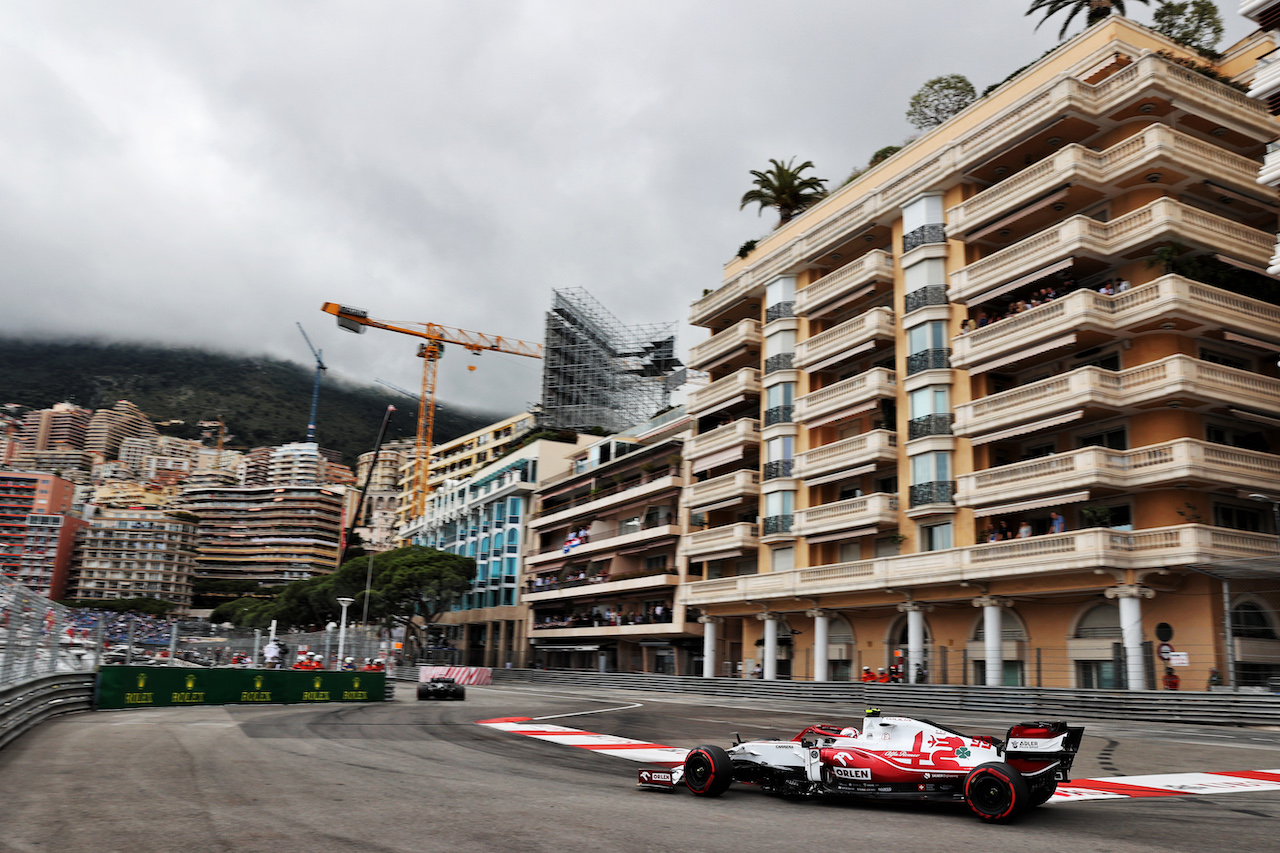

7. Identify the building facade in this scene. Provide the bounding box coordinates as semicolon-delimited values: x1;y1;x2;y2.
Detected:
0;471;83;598
682;17;1280;689
178;485;344;583
67;507;198;609
525;410;703;674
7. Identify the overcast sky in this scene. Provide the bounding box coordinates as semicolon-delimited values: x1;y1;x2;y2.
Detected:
0;1;1259;416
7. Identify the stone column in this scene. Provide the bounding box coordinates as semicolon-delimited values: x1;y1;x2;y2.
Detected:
1106;584;1154;691
899;602;929;684
498;619;510;668
972;596;1007;687
699;616;721;678
484;621;496;669
759;613;778;681
809;610;829;682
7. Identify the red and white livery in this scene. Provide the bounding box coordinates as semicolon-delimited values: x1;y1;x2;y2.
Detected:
641;708;1083;823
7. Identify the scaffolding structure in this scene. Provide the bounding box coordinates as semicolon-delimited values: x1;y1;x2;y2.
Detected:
540;288;683;434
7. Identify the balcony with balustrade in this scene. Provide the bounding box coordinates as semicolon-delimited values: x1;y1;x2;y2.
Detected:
681;522;760;561
949;198;1274;306
686;368;762;418
947;124;1263;237
678;524;1275;606
686;470;760;512
951;276;1280;372
691;273;764;329
793;493;898;539
794;250;894;320
688;318;762;372
957;439;1280;507
794;307;895;372
794;368;896;427
686;419;761;468
954;354;1280;439
793;430;897;481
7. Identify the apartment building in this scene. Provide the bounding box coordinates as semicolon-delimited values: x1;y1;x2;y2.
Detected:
353;439;414;551
178;485;344;583
18;402;91;451
67;507;198;609
408;433;587;667
525;410;700;673
84;400;158;460
682;17;1280;689
0;472;83;598
394;411;537;532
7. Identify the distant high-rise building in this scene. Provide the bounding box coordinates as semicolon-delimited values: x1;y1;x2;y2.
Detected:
84;400;157;460
18;402;92;451
68;507;198;609
178;484;344;583
0;471;84;598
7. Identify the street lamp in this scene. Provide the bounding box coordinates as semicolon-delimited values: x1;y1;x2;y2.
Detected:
336;597;355;664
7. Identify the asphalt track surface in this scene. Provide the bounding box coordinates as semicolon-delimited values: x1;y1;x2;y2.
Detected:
2;682;1279;853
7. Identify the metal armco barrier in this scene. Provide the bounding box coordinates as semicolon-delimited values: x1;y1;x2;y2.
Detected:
96;667;386;710
490;669;1280;727
0;673;94;752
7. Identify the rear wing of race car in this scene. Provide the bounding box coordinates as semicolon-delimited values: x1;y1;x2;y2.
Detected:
1003;720;1085;780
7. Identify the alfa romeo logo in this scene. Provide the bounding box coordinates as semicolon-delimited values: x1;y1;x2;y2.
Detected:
955;747;971;759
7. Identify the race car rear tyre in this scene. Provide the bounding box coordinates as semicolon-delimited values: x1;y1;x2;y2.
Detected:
964;762;1029;822
683;745;733;797
455;687;466;700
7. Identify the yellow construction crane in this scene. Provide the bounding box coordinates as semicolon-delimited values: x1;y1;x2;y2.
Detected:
321;302;543;519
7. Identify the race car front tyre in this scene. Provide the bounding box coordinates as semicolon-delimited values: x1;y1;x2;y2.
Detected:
416;685;432;700
683;745;733;797
964;762;1029;822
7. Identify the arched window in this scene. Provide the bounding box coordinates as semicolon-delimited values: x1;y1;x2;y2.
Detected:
1074;604;1121;639
973;609;1028;641
1232;601;1277;639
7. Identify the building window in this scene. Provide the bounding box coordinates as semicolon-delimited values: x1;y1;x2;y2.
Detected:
920;522;952;551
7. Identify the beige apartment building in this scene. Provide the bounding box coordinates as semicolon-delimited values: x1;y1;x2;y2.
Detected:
681;17;1280;689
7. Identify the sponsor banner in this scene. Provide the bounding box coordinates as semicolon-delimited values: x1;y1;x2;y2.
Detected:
637;768;675;788
97;666;385;710
419;666;492;685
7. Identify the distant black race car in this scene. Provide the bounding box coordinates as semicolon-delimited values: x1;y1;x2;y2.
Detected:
417;677;466;700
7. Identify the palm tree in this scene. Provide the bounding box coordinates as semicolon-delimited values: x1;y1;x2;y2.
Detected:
1026;0;1150;39
739;158;828;227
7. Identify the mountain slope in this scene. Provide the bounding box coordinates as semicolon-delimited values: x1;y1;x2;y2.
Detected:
0;338;502;465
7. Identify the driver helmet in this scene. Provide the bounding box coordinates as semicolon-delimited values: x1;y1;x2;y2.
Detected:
839;727;858;737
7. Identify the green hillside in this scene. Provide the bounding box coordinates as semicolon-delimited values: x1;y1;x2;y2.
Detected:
0;338;503;466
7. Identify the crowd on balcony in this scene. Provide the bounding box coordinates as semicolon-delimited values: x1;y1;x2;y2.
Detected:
959;275;1136;334
981;512;1066;543
533;603;675;629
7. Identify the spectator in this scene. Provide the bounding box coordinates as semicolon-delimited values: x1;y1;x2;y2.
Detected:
1162;667;1180;690
1050;511;1066;534
1017;520;1032;538
1116;278;1130;293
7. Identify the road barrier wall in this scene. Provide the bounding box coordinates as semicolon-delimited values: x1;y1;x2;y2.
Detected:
96;666;386;710
0;673;95;751
489;669;1280;727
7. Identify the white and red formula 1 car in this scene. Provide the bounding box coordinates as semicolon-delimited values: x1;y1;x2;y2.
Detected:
638;708;1083;823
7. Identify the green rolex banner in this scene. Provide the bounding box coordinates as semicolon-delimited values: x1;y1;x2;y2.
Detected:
96;667;386;710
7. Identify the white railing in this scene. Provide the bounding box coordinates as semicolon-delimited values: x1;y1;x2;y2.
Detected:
686;418;761;461
950;198;1274;304
686;368;762;417
948;124;1261;233
793;430;897;480
795;368;896;424
793;493;899;537
952;276;1280;369
958;439;1280;505
680;524;1275;605
794;307;895;370
794;250;894;318
688;318;762;371
955;354;1280;437
686;470;760;509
